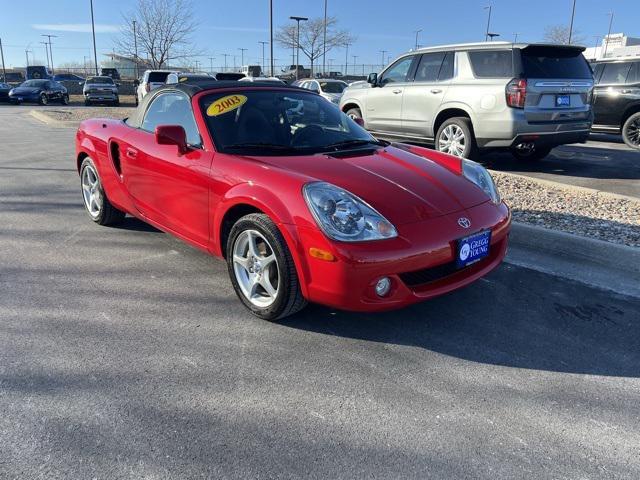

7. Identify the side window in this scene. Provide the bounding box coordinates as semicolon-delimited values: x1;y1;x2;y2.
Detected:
629;62;640;84
468;50;513;78
592;63;604;83
380;56;415;85
599;62;632;85
142;92;201;146
438;52;455;81
414;53;446;82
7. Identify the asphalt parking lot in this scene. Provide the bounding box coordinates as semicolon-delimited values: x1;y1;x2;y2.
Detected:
1;107;639;478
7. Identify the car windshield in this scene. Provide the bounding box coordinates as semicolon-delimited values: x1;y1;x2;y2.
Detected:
21;80;48;87
319;81;346;93
86;76;113;84
200;90;379;156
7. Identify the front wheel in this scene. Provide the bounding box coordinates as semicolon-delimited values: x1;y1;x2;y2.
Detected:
436;117;478;159
227;213;307;320
345;107;362;121
80;157;125;225
39;93;48;106
510;145;552;161
622;112;640;151
61;94;69;105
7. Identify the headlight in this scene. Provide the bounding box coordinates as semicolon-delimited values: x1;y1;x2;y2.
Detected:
462;159;501;204
303;182;398;242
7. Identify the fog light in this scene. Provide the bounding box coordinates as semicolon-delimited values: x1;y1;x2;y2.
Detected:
375;277;392;297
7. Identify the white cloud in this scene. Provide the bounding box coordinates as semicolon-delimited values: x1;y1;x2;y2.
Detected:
32;23;121;33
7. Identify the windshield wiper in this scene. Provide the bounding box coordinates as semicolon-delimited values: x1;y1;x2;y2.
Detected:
323;139;389;151
224;142;300;151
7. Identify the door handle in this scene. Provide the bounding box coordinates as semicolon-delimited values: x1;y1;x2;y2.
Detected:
126;147;138;159
392;89;402;94
430;89;442;94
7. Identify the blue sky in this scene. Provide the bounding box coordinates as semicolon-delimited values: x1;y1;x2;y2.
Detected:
0;0;637;71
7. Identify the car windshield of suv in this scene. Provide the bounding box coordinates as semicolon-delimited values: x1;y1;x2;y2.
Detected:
521;47;592;79
201;90;379;155
21;80;48;88
320;81;346;93
87;76;113;84
149;72;171;82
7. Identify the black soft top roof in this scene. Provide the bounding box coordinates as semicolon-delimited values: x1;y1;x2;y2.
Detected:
126;80;304;128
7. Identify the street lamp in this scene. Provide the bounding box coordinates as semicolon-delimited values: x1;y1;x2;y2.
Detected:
290;16;308;80
379;50;388;69
238;48;247;69
413;29;422;50
322;0;328;76
222;53;230;72
40;41;50;70
568;0;577;44
344;42;350;76
209;56;215;73
90;0;98;74
603;11;614;58
487;33;500;42
269;0;274;77
484;5;493;42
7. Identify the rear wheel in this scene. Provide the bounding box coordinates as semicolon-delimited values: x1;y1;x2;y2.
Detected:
227;213;307;321
80;157;125;226
510;145;552;161
622;112;640;151
436;117;478;159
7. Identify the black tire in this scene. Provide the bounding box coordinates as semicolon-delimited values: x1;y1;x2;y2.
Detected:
226;213;307;321
39;93;48;106
621;112;640;151
61;94;69;105
113;97;120;107
510;145;552;161
80;157;125;226
345;107;362;121
84;99;91;106
435;117;478;160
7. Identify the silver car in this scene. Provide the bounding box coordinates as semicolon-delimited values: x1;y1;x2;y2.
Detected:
295;79;348;105
340;42;594;160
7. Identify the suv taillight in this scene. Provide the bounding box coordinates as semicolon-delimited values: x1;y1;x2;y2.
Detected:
506;78;527;109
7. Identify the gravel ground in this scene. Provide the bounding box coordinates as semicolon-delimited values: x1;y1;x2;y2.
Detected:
492;171;640;248
40;105;135;123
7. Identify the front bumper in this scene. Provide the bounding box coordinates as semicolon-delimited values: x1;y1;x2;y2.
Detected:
289;200;511;312
85;92;118;102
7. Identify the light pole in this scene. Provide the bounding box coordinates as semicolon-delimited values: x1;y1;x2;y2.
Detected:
238;48;247;69
222;53;230;72
259;41;268;74
484;5;492;42
133;20;139;79
269;0;274;77
568;0;577;44
344;42;350;75
322;0;328;76
379;50;388;69
413;29;422;50
90;0;98;74
40;41;50;70
0;38;6;82
513;32;520;43
25;49;32;67
209;56;215;73
41;34;57;73
290;16;308;80
603;11;614;58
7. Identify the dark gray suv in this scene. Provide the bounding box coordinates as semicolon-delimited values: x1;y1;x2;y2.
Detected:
340;42;594;160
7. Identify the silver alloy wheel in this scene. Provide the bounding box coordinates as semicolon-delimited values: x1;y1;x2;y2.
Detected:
232;229;280;308
81;164;102;218
626;117;640;147
438;124;466;157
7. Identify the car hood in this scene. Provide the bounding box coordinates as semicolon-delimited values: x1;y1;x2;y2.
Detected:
11;87;41;94
85;83;116;88
249;146;489;225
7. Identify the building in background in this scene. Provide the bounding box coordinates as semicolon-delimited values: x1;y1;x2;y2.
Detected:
584;33;640;61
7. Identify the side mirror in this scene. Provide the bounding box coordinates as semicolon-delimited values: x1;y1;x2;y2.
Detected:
367;72;378;86
353;117;365;128
155;125;189;155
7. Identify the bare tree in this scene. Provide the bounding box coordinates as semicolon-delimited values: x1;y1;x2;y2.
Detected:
544;25;586;45
275;17;354;75
115;0;199;68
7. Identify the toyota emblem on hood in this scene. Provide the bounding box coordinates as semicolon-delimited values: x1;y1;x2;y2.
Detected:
458;217;471;229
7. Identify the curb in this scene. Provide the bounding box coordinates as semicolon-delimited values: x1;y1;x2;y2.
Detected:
507;222;640;298
490;170;640;204
29;110;77;127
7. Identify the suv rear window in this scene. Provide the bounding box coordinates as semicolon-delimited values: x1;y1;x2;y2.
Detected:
148;72;171;82
521;46;592;79
468;50;513;78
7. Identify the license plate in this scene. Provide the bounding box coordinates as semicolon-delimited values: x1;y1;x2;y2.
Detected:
556;94;571;107
456;230;491;268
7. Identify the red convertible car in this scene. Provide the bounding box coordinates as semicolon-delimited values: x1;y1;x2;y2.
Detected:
76;81;510;320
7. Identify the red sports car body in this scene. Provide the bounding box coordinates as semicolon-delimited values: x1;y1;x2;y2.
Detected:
75;81;510;319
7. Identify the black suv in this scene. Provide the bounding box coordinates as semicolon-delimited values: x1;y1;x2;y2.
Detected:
592;58;640;150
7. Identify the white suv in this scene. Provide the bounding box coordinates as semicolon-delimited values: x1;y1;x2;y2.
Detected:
340;42;594;160
136;70;174;105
